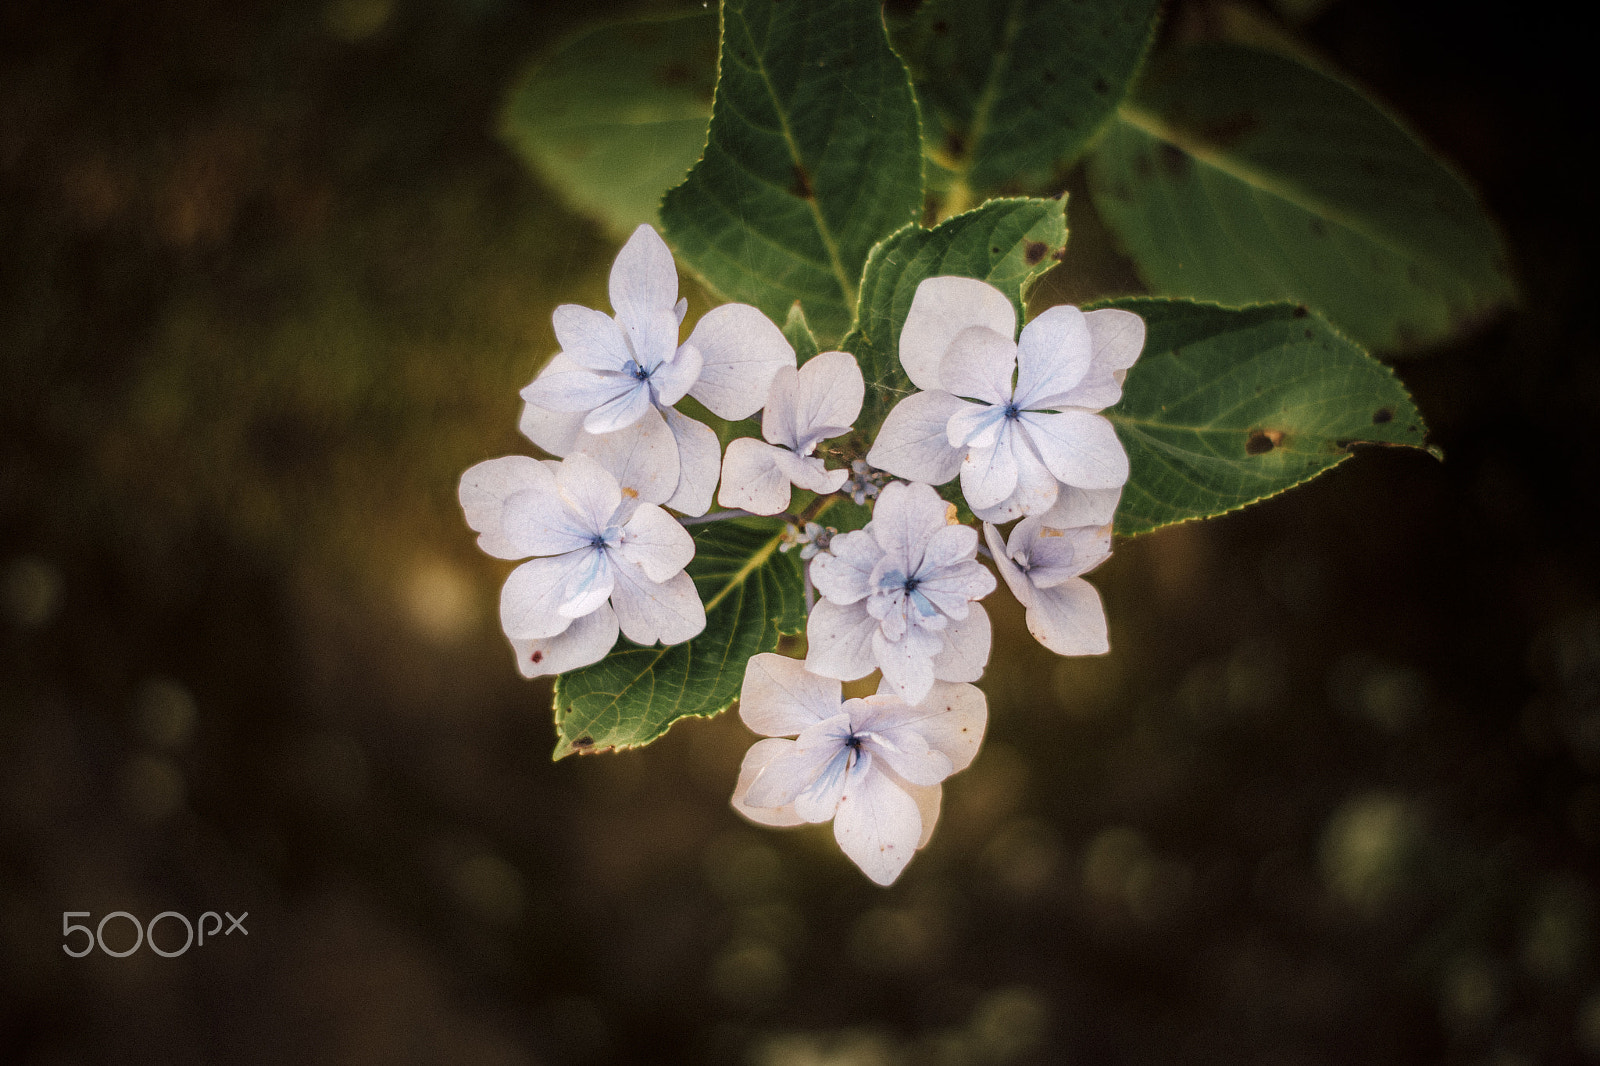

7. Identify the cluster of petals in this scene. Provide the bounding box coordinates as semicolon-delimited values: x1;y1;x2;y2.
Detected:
520;224;796;516
984;517;1113;656
866;276;1145;527
807;481;996;704
459;452;705;677
731;653;987;885
717;350;864;516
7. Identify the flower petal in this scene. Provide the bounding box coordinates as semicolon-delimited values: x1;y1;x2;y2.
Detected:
853;696;954;785
959;428;1019;511
581;380;653;434
616;503;695;582
758;363;801;451
945;400;1007;450
810;530;884;605
1012;303;1091;409
1040;484;1122;528
899;276;1016;393
459;455;559;559
788;350;864;450
872;678;988;774
519;357;587;455
662;407;721;516
524;361;637;415
500;552;599;639
739;652;844;736
649;341;702;408
552;303;633;373
731;738;808;827
1008;427;1061;517
1037;307;1145;411
866;390;970;486
501;484;596;558
939;326;1017;405
773;449;848;496
1018;520;1111;587
833;754;923;885
609;564;706;645
744;730;852;820
571;404;679;507
983;521;1034;608
555;454;623;533
685;303;796;420
716;437;792;516
872;628;938;705
932;603;991;683
1026;576;1110;655
871;481;953;577
510;602;619;678
608;224;679;341
804;597;880;681
1019;410;1130;490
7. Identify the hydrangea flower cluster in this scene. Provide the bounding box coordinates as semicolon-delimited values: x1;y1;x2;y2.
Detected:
459;226;1143;884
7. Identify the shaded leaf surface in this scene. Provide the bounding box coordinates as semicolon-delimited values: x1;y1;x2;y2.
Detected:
1087;43;1514;353
661;0;923;342
501;11;716;238
551;520;805;758
903;0;1160;196
1102;298;1430;535
843;197;1066;425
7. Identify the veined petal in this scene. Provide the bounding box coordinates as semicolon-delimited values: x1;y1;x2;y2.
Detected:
649;341;702;408
810;529;883;605
1040;484;1122;528
1019;410;1129;490
581;381;653;434
983;521;1034;608
1032;307;1145;410
609;564;705;646
852;698;954;785
1009;428;1061;516
871;678;988;775
616;504;695;582
866;391;969;486
833;754;923;886
872;628;938;705
557;546;616;619
608;224;679;340
788;350;863;449
624;306;681;376
552;303;633;373
571;404;679;508
459;455;559;559
662;407;721;516
1018;519;1111;587
759;364;801;451
771;449;845;495
915;558;995;619
731;738;807;827
1012;303;1092;409
870;481;952;577
932;603;991;683
939;326;1017;405
685;303;796;420
499;552;597;639
510;602;618;678
900;276;1016;393
805;598;880;681
525;363;637;415
918;522;979;572
744;733;851;820
716;437;792;516
554;454;622;534
739;652;844;737
959;429;1020;511
945;401;1007;451
1026;576;1110;656
501;484;595;558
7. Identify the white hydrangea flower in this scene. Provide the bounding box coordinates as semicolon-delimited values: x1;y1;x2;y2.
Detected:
983;518;1113;656
866;276;1145;526
730;652;987;886
806;480;996;704
717;350;864;515
520;224;796;516
458;452;706;678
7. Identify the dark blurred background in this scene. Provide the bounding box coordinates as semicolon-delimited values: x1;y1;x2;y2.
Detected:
2;0;1596;1062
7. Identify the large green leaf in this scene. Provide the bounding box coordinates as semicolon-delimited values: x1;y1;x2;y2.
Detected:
1086;43;1515;354
551;519;805;759
500;11;717;238
660;0;924;342
842;197;1067;426
1102;298;1432;535
901;0;1161;204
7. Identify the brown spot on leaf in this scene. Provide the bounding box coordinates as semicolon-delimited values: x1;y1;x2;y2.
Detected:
570;736;594;750
791;163;813;200
944;131;965;158
1372;407;1394;424
1094;76;1110;95
1158;143;1188;176
1245;429;1284;455
1024;241;1048;265
1203;112;1257;146
1292;305;1309;318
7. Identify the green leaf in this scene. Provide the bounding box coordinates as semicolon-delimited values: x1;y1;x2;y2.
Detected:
1086;43;1516;354
1102;298;1432;536
551;519;806;758
901;0;1161;201
660;0;924;342
782;302;820;364
500;10;716;238
842;196;1067;425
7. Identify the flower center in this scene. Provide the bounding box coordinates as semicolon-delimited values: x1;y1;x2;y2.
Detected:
627;359;652;382
1002;401;1020;420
